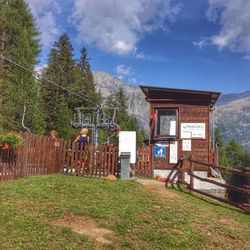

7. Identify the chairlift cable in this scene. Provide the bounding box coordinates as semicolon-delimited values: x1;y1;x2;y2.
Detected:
21;104;31;134
0;54;117;124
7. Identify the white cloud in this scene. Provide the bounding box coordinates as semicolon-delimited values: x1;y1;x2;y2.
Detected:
34;63;48;78
69;0;182;55
195;0;250;54
115;64;132;79
34;63;47;72
129;78;138;85
25;0;61;47
243;53;250;60
193;38;210;49
135;51;146;59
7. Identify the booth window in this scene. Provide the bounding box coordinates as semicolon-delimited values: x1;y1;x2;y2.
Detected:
154;108;178;138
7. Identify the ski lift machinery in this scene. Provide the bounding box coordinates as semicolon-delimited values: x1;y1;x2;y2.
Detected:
71;107;119;148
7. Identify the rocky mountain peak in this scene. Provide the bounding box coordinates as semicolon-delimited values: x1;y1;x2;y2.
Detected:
93;71;250;149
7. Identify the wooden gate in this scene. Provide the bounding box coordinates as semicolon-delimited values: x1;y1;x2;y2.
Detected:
63;143;119;177
135;147;151;177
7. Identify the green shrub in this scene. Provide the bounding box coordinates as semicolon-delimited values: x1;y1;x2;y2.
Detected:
0;133;23;148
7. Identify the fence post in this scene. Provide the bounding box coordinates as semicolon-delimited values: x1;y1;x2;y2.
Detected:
189;157;194;194
182;156;187;184
243;167;250;208
22;132;30;177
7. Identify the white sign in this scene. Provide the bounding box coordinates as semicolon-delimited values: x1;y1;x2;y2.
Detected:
181;123;206;139
156;142;169;147
181;131;191;139
170;120;176;136
169;141;178;164
119;131;136;164
182;140;191;151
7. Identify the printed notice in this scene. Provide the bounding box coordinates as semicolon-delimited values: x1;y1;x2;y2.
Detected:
169;120;176;136
181;123;206;139
182;139;191;151
169;141;178;164
156;142;169;147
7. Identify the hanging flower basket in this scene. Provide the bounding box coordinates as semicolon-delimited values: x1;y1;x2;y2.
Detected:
0;133;23;149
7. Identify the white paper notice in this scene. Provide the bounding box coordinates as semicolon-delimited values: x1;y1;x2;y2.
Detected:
169;141;178;164
182;140;191;151
169;120;176;136
181;123;206;139
181;131;191;139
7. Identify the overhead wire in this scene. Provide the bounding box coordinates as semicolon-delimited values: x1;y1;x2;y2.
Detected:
0;54;119;126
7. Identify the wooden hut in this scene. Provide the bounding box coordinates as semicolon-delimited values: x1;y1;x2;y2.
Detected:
140;85;221;182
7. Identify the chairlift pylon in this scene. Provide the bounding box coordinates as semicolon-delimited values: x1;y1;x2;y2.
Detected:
71;107;119;148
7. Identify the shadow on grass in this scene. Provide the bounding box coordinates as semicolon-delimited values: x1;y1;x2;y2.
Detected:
167;185;246;214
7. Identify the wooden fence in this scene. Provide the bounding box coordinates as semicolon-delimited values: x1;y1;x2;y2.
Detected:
0;133;64;181
175;157;250;213
63;143;119;177
63;143;151;178
0;133;151;181
135;147;151;177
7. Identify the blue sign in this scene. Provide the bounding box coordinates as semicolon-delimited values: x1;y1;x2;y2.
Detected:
154;146;166;158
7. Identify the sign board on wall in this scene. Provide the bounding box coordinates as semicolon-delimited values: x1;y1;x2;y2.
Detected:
182;139;191;151
181;123;206;139
154;146;166;158
156;142;169;147
119;131;136;164
169;141;178;164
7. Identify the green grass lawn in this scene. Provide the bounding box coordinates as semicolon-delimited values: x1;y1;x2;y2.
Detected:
0;174;249;249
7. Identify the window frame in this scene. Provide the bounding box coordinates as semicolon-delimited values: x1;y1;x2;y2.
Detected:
154;108;179;139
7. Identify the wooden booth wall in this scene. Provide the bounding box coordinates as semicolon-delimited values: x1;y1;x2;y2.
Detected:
151;102;210;171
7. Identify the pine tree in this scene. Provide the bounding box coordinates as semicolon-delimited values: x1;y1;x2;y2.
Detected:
42;33;78;138
126;116;145;146
215;128;229;166
78;47;99;107
104;88;145;145
0;0;44;133
225;139;243;168
55;96;73;140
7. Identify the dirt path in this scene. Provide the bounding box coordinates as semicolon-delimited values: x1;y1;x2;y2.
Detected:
136;179;180;200
51;213;114;246
137;179;250;249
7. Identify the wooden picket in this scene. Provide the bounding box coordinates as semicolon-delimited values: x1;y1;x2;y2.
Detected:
1;132;152;181
0;133;64;181
63;143;119;177
135;147;151;177
63;144;150;178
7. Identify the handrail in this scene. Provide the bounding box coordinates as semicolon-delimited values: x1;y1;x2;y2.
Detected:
188;172;250;194
185;158;250;176
179;157;250;214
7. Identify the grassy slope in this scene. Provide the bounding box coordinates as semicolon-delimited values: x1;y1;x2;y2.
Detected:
0;174;249;250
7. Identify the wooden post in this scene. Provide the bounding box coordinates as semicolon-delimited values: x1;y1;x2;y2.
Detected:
111;146;115;175
103;146;107;176
189;157;194;194
177;158;183;188
61;140;67;173
22;132;30;177
243;167;250;208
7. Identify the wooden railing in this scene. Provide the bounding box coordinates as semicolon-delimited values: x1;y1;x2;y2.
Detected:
1;133;151;181
179;157;250;213
0;133;64;181
135;147;151;177
63;143;119;177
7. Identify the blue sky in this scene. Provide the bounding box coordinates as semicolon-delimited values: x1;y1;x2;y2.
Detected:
27;0;250;94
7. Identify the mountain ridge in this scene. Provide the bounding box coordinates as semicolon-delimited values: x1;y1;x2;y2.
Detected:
93;71;250;149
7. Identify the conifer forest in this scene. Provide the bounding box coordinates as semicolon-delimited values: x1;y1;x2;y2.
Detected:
0;0;249;168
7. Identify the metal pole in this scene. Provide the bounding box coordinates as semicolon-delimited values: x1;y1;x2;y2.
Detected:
212;108;215;151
